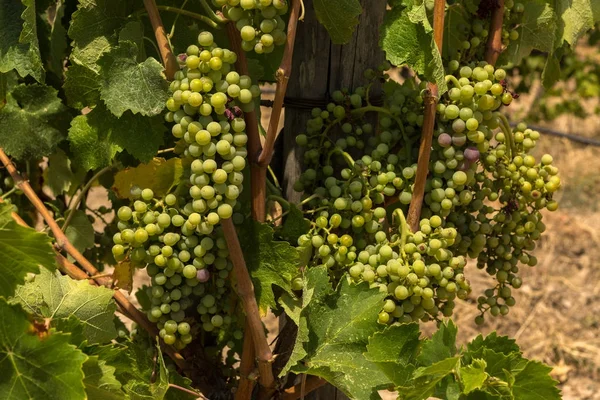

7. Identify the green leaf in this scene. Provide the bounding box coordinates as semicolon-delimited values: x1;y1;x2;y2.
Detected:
238;220;299;312
398;357;460;400
289;267;390;400
0;202;15;227
0;0;43;81
0;83;70;159
68;104;166;170
0;215;55;297
43;148;77;196
0;298;87;400
465;331;520;360
313;0;362;44
511;360;561;400
112;157;183;199
63;63;101;109
83;356;125;400
119;21;146;62
555;0;600;47
417;319;457;366
68;0;134;70
98;41;168;117
279;267;332;376
380;3;447;93
65;210;96;253
365;323;420;386
13;268;118;343
460;359;488;394
498;0;556;67
279;204;310;244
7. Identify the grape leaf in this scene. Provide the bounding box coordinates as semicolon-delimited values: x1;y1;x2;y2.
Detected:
68;0;134;70
0;298;87;400
83;356;125;400
0;202;15;227
119;21;146;62
68;111;121;171
238;220;299;312
112;157;183;199
63;63;101;109
0;83;70;160
279;203;310;244
313;0;362;44
13;268;118;343
112;261;134;292
365;323;420;386
460;359;488;394
465;331;520;360
498;0;556;67
279;267;332;376
511;360;561;400
398;357;460;400
68;104;166;170
380;2;447;93
98;41;168;117
417;319;457;366
0;0;44;81
0;209;55;297
43;148;77;196
555;0;600;47
288;267;390;400
65;210;96;253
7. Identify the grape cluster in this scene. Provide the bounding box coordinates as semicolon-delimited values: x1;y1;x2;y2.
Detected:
293;61;561;324
112;32;256;350
112;189;239;349
445;1;524;64
216;0;288;54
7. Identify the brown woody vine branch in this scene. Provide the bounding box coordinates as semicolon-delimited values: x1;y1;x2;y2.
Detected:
257;0;302;168
143;0;179;80
222;218;275;395
485;0;505;65
282;376;327;400
406;0;446;232
0;149;186;371
235;324;257;400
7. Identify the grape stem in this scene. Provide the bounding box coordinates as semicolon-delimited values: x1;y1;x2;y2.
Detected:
393;208;410;257
221;218;276;396
300;193;322;206
257;0;302;169
155;6;220;29
62;164;114;232
445;74;462;89
198;0;228;24
407;0;446;232
143;0;178;79
485;0;505;65
0;186;17;199
327;147;355;167
0;176;190;376
495;112;517;158
268;194;290;210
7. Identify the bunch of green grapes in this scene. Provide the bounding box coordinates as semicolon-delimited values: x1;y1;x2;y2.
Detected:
216;0;288;54
444;0;524;65
112;32;258;350
293;61;561;324
112;189;239;349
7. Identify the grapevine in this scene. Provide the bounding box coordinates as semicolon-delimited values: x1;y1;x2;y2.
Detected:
0;0;586;399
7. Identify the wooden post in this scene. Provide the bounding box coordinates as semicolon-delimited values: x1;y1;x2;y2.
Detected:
280;1;387;398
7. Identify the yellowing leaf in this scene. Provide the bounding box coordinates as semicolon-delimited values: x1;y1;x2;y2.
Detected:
112;157;183;200
112;261;133;293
